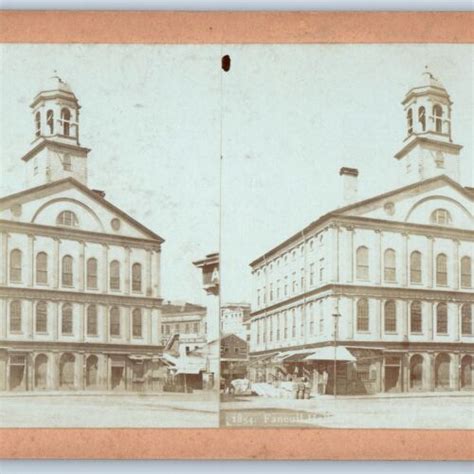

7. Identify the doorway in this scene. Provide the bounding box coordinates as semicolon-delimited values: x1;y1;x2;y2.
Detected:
9;355;27;391
35;354;48;389
111;366;125;390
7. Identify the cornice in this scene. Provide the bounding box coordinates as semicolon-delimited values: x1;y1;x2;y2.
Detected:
0;286;163;308
0;339;164;353
0;219;162;251
249;339;474;357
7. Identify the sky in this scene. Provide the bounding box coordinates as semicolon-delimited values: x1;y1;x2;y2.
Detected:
0;44;222;306
0;44;472;305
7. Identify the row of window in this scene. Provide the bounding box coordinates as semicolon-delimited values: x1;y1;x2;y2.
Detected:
9;249;144;292
253;301;473;345
355;247;471;287
162;322;201;335
35;107;73;138
356;300;473;335
256;250;472;307
9;301;145;338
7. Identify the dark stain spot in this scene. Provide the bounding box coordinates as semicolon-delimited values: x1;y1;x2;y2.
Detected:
221;55;231;72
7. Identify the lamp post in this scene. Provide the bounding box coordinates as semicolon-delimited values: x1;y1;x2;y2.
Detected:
332;308;341;398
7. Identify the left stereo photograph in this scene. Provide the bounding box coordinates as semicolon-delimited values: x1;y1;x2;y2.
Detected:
0;44;221;428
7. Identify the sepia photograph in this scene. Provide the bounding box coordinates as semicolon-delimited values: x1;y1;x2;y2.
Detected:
0;44;221;428
0;12;473;458
219;44;474;430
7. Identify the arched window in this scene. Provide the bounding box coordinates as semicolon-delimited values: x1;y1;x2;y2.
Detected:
9;249;22;282
87;305;97;336
61;303;73;335
410;251;422;284
436;254;448;286
384;249;397;282
35;111;41;137
132;308;142;337
10;300;22;332
46;109;54;134
61;108;71;136
356;299;369;332
433;104;443;133
384;300;397;333
461;256;472;288
110;260;120;290
406;108;413;134
36;252;48;284
87;258;98;289
431;209;451;226
462;304;472;336
356;246;369;280
36;301;48;333
436;303;448;334
56;210;79;227
418;106;426;131
132;263;142;292
62;255;73;287
410;301;422;333
63;154;72;171
110;307;120;336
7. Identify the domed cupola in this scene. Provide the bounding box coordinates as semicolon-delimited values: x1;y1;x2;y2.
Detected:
21;75;91;188
394;68;463;185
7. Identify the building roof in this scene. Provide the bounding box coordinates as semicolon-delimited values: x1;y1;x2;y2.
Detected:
192;252;219;268
249;174;474;267
0;177;165;243
161;302;206;315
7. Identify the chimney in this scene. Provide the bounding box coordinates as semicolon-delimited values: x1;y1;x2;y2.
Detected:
339;167;359;205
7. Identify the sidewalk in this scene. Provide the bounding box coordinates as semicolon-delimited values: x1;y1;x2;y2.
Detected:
0;389;218;401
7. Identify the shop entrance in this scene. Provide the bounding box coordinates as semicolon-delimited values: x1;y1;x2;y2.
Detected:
34;354;48;389
111;358;126;390
9;355;27;391
461;355;472;389
409;354;423;391
384;356;401;392
435;353;451;389
59;353;75;389
86;355;99;388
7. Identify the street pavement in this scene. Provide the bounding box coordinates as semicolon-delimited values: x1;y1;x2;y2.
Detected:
0;391;219;427
220;392;474;429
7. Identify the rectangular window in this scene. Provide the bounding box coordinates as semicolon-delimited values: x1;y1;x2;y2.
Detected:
300;268;305;291
310;263;315;286
284;276;288;297
292;272;296;294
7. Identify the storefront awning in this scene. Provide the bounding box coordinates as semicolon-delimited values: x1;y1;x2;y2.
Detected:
275;348;317;362
303;346;356;362
175;356;207;375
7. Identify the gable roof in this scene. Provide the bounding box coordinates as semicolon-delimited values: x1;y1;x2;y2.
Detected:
0;177;164;243
250;174;473;267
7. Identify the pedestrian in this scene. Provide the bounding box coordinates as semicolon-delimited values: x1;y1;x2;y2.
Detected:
322;368;329;395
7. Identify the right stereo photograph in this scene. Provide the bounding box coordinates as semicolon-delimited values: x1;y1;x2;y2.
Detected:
218;43;474;429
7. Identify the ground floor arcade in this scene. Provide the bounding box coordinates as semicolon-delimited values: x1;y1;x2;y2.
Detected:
248;344;474;395
0;345;170;392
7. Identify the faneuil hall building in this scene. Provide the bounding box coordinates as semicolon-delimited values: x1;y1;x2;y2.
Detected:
248;70;474;394
0;77;166;392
